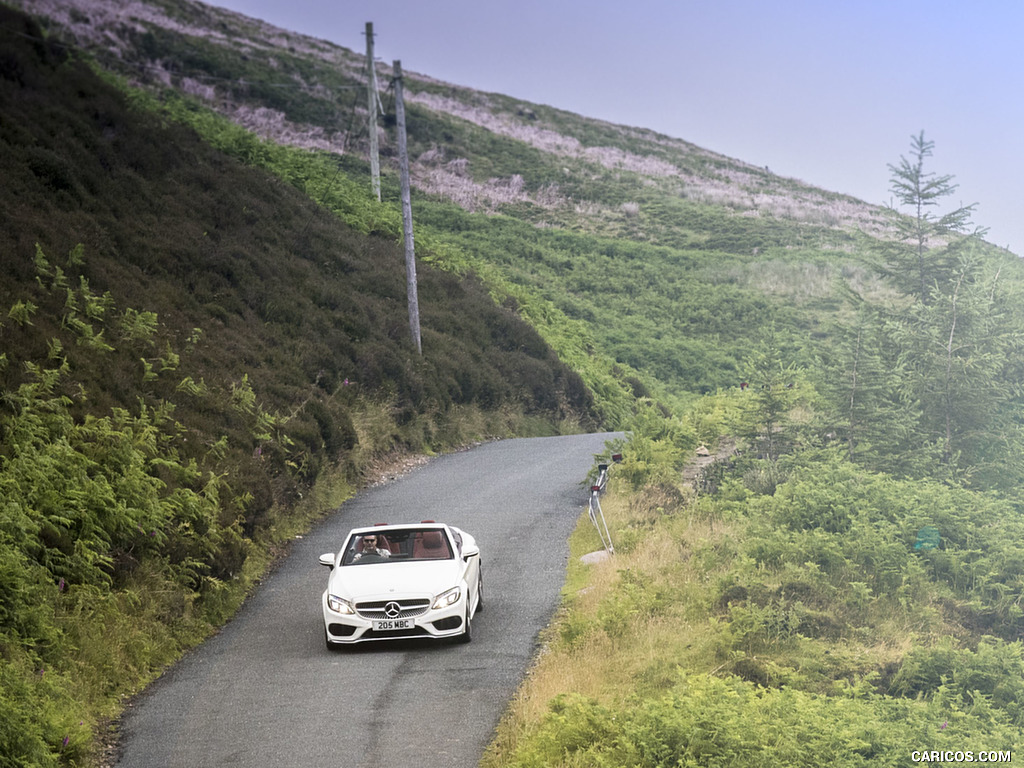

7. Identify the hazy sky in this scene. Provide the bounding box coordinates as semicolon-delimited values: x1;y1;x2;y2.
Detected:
210;0;1024;256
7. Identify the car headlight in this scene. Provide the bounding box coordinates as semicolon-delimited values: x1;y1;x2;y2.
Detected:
328;594;355;614
432;586;461;610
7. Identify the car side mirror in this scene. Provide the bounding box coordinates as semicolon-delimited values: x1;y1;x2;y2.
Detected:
462;544;479;560
319;553;336;569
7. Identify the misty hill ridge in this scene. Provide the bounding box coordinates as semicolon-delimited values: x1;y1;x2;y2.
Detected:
17;0;888;238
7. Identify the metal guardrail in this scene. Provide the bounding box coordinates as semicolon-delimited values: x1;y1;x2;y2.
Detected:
588;453;622;554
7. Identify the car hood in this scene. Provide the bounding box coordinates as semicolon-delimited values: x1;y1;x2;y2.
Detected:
328;560;461;600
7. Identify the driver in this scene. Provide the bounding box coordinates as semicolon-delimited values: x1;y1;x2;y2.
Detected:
352;534;391;561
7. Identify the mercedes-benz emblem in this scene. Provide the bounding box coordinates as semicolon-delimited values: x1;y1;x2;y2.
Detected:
384;601;402;619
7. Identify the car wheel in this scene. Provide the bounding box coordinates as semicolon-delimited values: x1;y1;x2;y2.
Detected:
476;570;484;613
458;606;472;644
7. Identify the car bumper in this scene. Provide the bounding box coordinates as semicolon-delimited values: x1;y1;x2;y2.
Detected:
322;591;467;644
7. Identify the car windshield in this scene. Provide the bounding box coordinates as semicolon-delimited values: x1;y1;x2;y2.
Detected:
341;528;454;565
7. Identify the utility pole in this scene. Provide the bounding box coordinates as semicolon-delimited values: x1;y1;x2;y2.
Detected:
365;22;381;201
393;60;421;355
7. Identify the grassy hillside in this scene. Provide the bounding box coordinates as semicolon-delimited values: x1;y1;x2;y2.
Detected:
6;0;1024;766
8;0;897;408
21;0;1018;415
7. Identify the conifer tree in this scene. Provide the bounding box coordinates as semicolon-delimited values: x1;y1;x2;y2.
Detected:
889;251;1024;485
882;131;981;303
735;324;798;464
851;132;1024;485
818;305;918;472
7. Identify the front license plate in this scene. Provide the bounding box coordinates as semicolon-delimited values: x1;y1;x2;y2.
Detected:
373;618;413;632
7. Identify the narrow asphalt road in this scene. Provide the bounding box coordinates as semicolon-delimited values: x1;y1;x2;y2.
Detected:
115;432;618;768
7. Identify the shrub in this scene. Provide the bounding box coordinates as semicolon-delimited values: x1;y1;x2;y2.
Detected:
507;674;1023;768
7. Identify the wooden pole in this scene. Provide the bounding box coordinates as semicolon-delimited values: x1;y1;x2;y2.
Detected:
365;22;380;202
393;60;421;355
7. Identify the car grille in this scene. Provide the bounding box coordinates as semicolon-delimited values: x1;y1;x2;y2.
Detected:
356;598;431;620
363;627;430;640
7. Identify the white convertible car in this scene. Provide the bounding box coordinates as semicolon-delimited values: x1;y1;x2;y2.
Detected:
319;522;483;648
